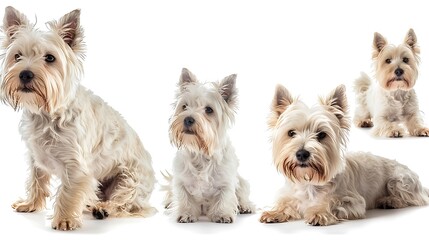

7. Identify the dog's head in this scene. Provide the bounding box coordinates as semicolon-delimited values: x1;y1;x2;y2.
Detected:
372;29;419;91
0;6;85;114
268;84;349;185
169;68;238;156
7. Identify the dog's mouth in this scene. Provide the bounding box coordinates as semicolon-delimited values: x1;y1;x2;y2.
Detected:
298;163;309;168
387;77;409;88
18;86;34;93
183;130;195;135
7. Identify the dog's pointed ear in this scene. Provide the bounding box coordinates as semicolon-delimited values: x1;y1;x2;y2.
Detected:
320;84;350;129
2;6;30;44
404;28;420;54
268;84;293;128
218;74;237;107
47;9;83;50
372;32;387;58
179;68;197;86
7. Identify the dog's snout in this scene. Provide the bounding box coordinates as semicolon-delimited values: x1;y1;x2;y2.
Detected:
296;149;310;162
394;68;404;77
184;116;195;127
19;70;34;84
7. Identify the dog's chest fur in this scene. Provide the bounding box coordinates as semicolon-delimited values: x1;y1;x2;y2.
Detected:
18;87;127;179
183;155;219;200
20;108;81;175
175;149;237;202
372;87;414;121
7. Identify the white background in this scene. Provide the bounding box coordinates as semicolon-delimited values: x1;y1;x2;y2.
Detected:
1;0;428;239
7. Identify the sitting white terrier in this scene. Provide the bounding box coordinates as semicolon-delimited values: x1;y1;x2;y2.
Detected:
260;84;429;226
353;29;429;137
0;7;156;230
163;68;254;223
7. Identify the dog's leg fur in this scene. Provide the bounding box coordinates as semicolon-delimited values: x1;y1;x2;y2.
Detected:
175;184;201;223
51;162;98;230
260;197;302;223
236;175;255;214
207;185;238;223
12;160;50;212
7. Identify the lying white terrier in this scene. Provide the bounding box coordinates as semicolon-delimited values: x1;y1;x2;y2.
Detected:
0;7;156;230
163;68;254;223
260;84;429;226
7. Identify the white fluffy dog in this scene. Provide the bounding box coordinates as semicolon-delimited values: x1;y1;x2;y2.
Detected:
163;68;254;223
353;29;429;137
260;84;429;226
0;7;156;230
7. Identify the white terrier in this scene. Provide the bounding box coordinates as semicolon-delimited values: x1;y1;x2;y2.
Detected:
260;84;429;226
353;29;429;137
163;68;254;223
0;7;156;230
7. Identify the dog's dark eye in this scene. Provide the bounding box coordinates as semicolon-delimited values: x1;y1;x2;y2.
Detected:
288;130;296;137
182;104;187;110
403;57;409;63
45;54;56;63
14;53;21;62
205;106;213;114
317;131;327;141
385;58;391;64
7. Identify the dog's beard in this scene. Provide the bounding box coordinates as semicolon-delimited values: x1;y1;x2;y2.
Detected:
169;116;217;156
273;137;345;185
278;154;328;185
380;73;415;91
1;72;49;112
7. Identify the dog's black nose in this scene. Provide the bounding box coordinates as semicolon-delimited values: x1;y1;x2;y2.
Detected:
296;149;310;162
19;70;34;84
394;68;404;77
184;116;195;127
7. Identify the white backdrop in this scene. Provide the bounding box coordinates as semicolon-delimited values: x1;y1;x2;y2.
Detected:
1;0;428;239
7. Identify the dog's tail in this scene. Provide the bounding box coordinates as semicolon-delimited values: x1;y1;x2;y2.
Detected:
353;72;372;94
160;170;174;210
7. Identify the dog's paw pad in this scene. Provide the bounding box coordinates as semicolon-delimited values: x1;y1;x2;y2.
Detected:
92;208;109;220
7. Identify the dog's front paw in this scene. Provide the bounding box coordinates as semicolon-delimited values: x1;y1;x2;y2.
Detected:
388;130;404;138
177;214;198;223
52;217;82;231
211;213;235;223
238;202;255;214
412;128;429;137
12;199;43;212
260;210;292;223
88;202;110;220
305;212;338;226
356;119;373;128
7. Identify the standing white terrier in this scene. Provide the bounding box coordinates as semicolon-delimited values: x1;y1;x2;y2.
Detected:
0;7;156;230
163;68;254;223
260;84;429;226
353;29;429;137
